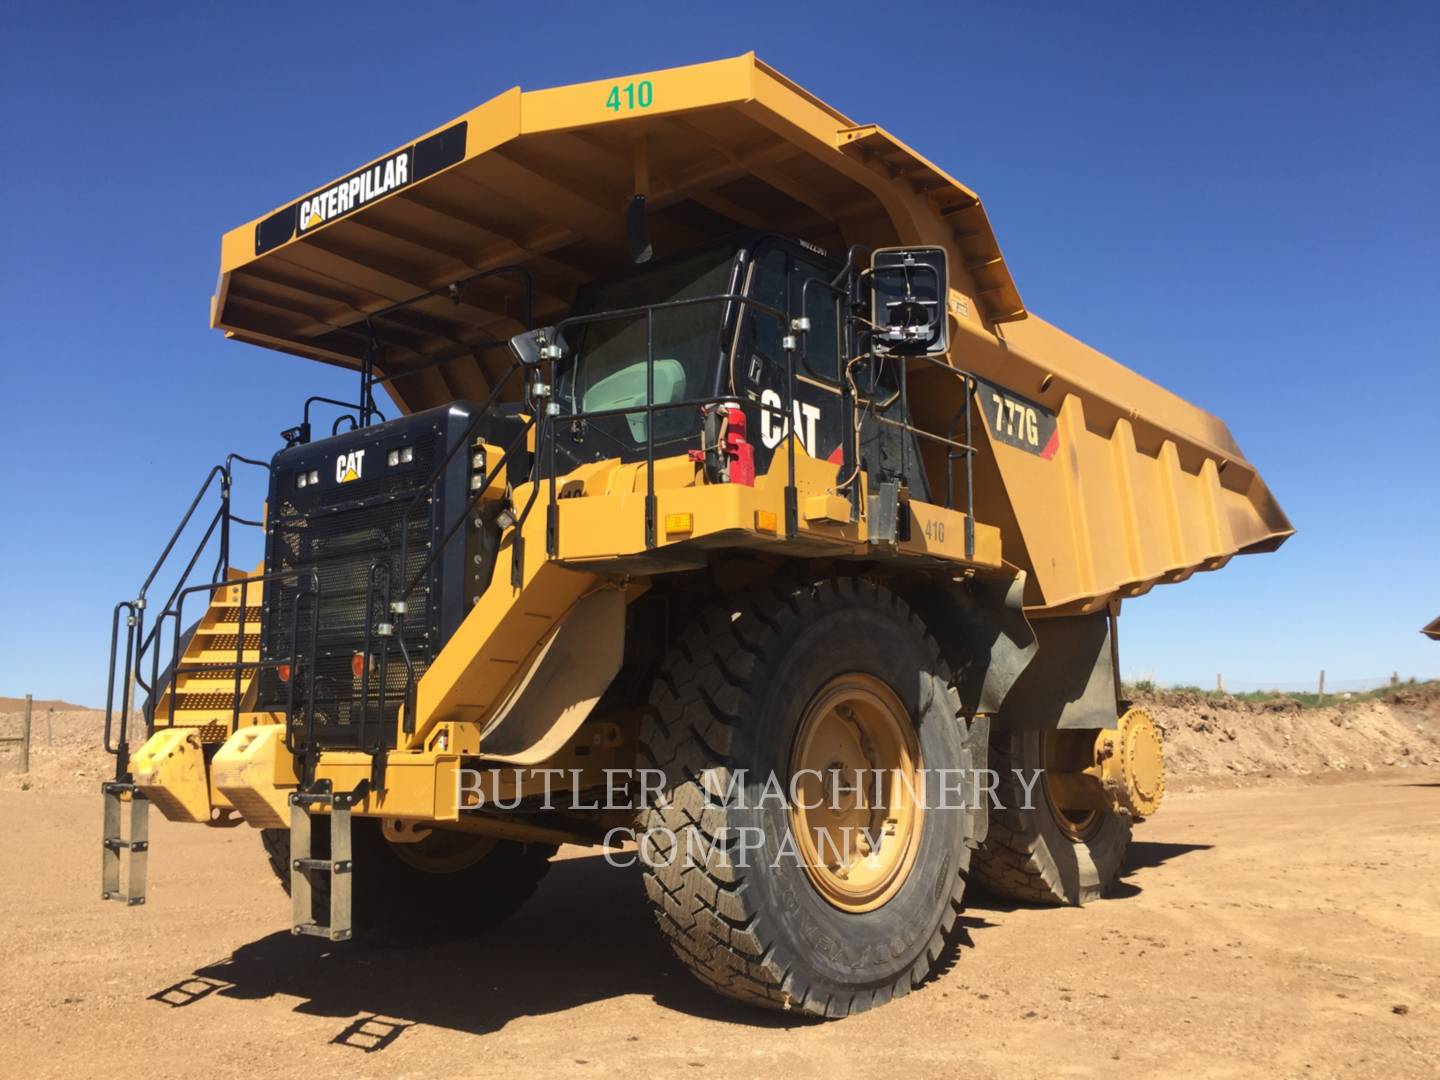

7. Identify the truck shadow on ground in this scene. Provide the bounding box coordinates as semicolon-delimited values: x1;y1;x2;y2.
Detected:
149;852;836;1046
1121;839;1212;873
147;840;1207;1047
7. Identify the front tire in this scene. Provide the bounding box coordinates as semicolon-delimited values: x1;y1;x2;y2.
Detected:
637;578;981;1018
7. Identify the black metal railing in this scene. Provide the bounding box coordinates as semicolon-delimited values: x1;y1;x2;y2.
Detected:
543;292;795;547
281;265;535;446
107;265;982;782
361;287;984;749
164;567;321;747
103;454;270;781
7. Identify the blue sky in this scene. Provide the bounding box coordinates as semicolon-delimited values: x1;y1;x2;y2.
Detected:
1;2;1436;705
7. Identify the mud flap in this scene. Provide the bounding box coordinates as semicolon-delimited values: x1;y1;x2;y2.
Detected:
900;572;1037;717
961;713;991;848
998;611;1118;730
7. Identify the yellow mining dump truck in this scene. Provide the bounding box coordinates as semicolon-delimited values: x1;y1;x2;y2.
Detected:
101;55;1291;1017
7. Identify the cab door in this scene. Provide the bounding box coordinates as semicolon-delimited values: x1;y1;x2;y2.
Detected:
731;241;846;469
732;239;929;500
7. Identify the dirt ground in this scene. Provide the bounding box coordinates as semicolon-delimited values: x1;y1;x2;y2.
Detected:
2;703;1438;1078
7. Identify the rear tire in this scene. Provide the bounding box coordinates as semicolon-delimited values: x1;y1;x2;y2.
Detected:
973;728;1131;905
260;820;555;943
637;578;980;1018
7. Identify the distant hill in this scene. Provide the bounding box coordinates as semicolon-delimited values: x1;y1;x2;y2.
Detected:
0;696;96;712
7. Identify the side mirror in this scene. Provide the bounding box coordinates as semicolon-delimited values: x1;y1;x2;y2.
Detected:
507;327;564;369
870;246;949;356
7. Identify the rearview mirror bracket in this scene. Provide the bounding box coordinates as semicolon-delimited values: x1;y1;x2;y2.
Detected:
869;246;949;357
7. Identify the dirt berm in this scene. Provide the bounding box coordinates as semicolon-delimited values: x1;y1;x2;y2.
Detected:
1131;682;1440;789
6;685;1439;793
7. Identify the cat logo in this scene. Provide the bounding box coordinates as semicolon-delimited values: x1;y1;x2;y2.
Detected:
335;449;365;484
758;389;821;453
299;150;411;235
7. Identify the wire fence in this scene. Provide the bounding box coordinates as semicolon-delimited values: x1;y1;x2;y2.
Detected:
1124;671;1437;696
0;694;34;772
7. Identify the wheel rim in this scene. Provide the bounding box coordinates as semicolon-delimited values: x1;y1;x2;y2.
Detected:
788;674;924;913
1040;731;1103;843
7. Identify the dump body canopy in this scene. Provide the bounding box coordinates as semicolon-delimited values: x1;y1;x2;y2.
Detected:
212;53;1291;615
1424;617;1440;641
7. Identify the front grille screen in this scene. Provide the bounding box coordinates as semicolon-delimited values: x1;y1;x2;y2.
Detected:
259;447;437;750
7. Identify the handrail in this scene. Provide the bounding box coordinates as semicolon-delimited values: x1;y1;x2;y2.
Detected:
235;276;980;770
548;291;794;546
377;293;791;735
160;568;320;756
355;265;533;432
103;455;270;781
255;268;539;761
390;409;537;734
391;359;527;604
547;286;979;546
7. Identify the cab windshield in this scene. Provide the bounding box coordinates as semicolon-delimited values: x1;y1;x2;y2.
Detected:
558;245;739;449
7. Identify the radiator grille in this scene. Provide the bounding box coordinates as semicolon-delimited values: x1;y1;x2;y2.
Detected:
259;445;438;751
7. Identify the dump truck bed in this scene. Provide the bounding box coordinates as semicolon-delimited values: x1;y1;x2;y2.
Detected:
210;52;1290;614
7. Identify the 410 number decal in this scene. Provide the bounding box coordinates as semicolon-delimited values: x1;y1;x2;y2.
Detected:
605;80;654;112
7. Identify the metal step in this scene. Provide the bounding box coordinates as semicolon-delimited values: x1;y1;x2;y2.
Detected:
101;782;149;905
288;785;362;942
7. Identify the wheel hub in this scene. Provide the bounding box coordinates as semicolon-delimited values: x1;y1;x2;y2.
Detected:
1042;708;1167;837
788;674;923;913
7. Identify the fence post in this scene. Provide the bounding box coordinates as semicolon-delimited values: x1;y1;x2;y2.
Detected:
1318;669;1325;702
1392;672;1399;688
20;694;32;774
1216;672;1225;694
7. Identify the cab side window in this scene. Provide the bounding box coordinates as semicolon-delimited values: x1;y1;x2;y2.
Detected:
792;256;841;383
741;245;842;385
747;248;788;365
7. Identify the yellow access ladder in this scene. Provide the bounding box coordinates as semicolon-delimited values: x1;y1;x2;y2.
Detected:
150;566;264;739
